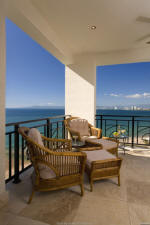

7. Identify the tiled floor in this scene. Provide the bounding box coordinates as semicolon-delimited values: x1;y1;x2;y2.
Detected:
124;145;150;157
1;152;150;225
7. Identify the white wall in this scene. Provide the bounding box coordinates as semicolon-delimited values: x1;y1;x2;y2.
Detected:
65;56;96;125
0;1;8;206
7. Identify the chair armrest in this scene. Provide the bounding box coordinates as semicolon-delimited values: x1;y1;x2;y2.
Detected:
102;136;119;145
42;136;72;152
90;127;102;138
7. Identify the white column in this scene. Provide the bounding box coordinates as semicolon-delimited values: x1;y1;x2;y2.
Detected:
65;56;96;125
0;1;8;206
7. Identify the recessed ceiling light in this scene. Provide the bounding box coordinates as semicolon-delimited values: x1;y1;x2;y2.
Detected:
88;25;96;30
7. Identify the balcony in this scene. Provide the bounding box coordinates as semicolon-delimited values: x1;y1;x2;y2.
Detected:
1;1;150;224
4;114;150;183
0;114;150;225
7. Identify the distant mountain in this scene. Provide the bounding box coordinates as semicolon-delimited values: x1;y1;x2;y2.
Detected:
27;105;65;109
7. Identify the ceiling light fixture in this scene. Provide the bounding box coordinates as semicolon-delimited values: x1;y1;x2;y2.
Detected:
88;25;96;30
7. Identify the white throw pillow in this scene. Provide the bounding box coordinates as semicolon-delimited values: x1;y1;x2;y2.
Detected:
28;128;44;147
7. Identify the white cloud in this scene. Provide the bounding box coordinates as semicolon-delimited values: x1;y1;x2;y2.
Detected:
105;92;150;98
104;92;150;98
105;93;121;97
110;93;120;97
38;102;53;106
126;94;142;99
143;92;150;97
126;93;150;98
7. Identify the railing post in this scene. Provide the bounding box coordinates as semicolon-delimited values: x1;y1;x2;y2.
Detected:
50;122;52;138
46;119;50;138
137;121;139;144
63;116;66;139
100;115;103;130
132;116;135;148
116;120;118;132
13;124;21;184
57;122;59;138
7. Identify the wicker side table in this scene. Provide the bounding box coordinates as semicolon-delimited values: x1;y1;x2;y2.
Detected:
72;140;102;152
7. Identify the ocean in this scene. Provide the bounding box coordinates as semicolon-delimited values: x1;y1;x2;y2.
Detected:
6;108;65;124
6;108;150;124
5;108;150;143
5;108;150;180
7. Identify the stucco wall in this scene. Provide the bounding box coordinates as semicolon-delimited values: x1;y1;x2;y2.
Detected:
0;2;7;198
65;57;96;125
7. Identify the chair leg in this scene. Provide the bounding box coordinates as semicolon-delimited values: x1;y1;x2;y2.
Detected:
118;175;120;186
28;189;35;204
80;183;84;196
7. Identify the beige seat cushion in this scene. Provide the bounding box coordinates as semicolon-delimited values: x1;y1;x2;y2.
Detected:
28;128;56;179
28;128;44;147
86;138;117;150
85;150;116;168
38;163;56;179
69;119;90;136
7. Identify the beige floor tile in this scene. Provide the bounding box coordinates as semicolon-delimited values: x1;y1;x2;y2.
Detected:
0;212;15;225
90;178;127;202
128;202;150;225
126;180;150;206
2;183;31;214
2;154;150;225
72;197;131;225
7;215;49;225
19;189;82;225
19;191;131;225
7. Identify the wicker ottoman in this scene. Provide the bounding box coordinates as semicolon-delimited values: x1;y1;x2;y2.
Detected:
85;138;119;156
85;150;122;191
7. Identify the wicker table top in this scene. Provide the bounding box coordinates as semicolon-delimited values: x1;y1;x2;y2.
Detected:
72;141;102;151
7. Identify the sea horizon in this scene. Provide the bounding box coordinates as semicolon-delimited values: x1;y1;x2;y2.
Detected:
6;108;150;124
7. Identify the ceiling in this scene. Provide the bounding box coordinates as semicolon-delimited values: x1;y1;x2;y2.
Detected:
31;0;150;55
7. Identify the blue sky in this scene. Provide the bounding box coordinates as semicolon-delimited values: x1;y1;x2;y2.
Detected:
6;18;65;108
6;18;150;108
97;63;150;106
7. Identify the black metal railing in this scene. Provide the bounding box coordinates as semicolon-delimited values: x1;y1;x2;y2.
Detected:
96;114;150;148
6;113;150;184
5;115;70;183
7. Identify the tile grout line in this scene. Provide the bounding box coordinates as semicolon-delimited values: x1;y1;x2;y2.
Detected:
127;202;133;225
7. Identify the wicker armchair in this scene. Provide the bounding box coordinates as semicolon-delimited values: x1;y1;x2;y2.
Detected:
64;117;102;141
18;127;87;204
64;117;118;156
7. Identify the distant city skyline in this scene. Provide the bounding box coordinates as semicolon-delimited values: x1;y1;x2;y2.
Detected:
6;18;150;108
